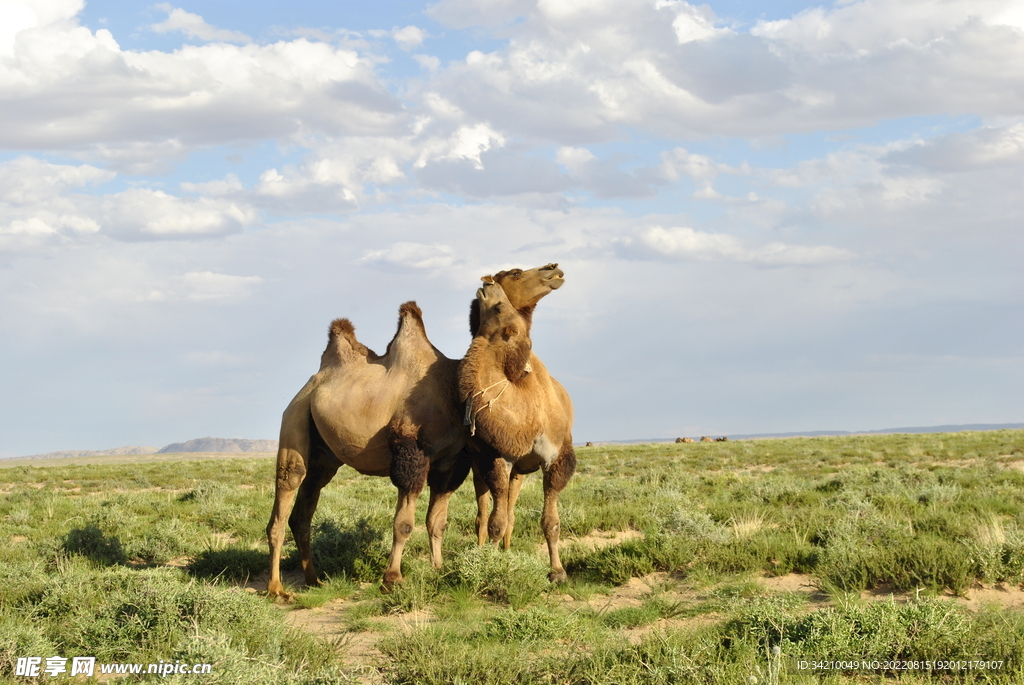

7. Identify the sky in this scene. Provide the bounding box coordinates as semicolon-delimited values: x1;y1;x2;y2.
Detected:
1;0;1023;457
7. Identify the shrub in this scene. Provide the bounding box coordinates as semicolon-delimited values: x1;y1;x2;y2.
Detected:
443;545;549;606
63;523;127;566
291;515;390;583
564;534;693;585
486;604;579;642
187;546;267;582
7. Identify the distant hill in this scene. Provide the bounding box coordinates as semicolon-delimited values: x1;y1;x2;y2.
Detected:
156;437;278;453
13;445;160;460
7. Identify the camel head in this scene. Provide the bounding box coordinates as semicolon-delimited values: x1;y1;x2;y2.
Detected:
494;263;564;309
473;276;533;381
469;263;564;335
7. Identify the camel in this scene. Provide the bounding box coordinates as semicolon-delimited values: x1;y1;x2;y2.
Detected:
459;276;576;582
266;264;564;597
676;437;695;444
700;436;713;442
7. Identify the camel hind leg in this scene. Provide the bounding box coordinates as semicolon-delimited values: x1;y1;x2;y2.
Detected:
541;442;577;583
288;426;340;588
267;401;313;597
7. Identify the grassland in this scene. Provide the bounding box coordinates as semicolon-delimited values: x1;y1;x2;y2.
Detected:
2;430;1024;683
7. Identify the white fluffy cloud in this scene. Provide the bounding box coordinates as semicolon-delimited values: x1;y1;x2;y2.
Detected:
615;226;854;265
425;0;1024;139
0;4;406;153
150;4;251;44
0;156;256;248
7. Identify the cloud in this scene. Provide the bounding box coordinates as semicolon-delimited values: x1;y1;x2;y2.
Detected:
181;271;263;301
423;0;1024;141
0;156;114;204
150;5;251;44
1;14;406;152
357;242;456;272
615;226;855;265
100;189;256;240
392;25;426;51
885;123;1024;171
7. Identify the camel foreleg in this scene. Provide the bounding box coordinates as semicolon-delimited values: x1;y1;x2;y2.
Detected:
541;443;577;583
503;471;527;549
472;462;490;546
385;425;430;588
425;452;472;568
479;455;512;544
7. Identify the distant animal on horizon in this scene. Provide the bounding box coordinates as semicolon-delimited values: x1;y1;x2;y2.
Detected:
676;437;695;443
700;436;713;442
265;264;566;597
715;436;729;442
585;441;594;447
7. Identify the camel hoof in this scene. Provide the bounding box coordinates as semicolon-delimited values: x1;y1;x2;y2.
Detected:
381;573;403;593
266;581;293;601
549;569;568;584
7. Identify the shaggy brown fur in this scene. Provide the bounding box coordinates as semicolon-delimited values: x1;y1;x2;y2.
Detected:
266;265;567;597
459;277;576;582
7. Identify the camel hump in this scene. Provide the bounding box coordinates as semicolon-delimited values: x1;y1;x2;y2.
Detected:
398;301;424;323
329;318;357;344
322;318;373;366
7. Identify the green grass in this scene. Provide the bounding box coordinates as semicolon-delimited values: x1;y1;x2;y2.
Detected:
2;429;1024;683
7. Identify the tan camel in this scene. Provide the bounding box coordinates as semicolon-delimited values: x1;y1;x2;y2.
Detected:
676;437;695;444
266;264;564;597
700;436;713;442
459;277;576;582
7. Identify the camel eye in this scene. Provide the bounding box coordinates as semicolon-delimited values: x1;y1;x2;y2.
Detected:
493;302;504;313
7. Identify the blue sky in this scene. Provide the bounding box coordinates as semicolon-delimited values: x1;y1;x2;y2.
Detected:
1;0;1022;456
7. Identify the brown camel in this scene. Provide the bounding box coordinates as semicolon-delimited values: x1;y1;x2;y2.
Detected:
459;276;576;582
266;264;564;597
700;436;713;442
676;437;695;444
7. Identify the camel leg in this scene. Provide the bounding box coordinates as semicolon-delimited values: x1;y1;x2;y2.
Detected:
267;402;314;597
288;450;340;587
425;453;472;568
384;424;430;588
502;471;527;549
541;443;577;583
480;456;512;544
472;461;490;546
